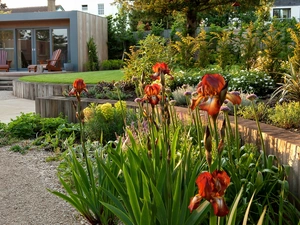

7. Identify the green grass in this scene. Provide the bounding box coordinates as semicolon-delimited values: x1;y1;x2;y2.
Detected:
19;70;125;84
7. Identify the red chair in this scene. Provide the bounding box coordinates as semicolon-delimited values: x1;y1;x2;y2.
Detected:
0;50;12;72
39;49;62;72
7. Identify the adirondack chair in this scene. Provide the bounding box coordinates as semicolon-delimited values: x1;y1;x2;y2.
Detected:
0;50;12;72
39;49;62;72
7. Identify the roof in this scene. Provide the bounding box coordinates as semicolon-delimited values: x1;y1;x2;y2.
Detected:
5;5;65;13
274;0;300;6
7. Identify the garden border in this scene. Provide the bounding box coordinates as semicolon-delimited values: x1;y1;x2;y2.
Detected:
14;80;300;205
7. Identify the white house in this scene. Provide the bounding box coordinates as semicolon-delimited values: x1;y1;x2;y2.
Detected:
62;0;119;17
270;0;300;21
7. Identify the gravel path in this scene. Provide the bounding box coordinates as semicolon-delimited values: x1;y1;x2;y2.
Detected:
0;145;88;225
0;91;88;225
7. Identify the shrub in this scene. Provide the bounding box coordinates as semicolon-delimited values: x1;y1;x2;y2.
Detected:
86;37;100;71
238;101;270;122
86;80;136;100
268;101;300;129
223;70;275;97
101;59;124;70
122;35;171;80
171;85;195;106
7;113;42;139
84;101;136;143
271;63;300;102
40;116;69;135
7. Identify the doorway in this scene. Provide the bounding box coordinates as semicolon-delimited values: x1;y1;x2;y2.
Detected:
16;29;50;70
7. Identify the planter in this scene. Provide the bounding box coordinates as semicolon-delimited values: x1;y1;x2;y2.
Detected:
63;63;73;71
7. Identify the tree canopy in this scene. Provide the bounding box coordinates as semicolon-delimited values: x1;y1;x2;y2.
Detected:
113;0;275;36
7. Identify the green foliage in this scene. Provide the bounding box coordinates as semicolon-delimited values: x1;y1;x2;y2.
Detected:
107;14;136;60
224;70;275;96
171;32;199;70
271;63;300;102
33;123;80;152
40;116;69;135
122;35;171;80
172;85;195;106
87;80;136;100
268;101;300;129
288;23;300;72
194;29;211;69
52;141;117;225
213;30;236;70
150;21;164;36
240;22;260;70
170;12;188;39
84;101;136;143
7;113;41;139
256;24;283;76
238;101;269;121
86;37;100;71
168;67;275;96
101;59;124;70
9;143;30;155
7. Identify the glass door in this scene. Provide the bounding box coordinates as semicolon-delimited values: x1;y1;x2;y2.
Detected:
35;29;50;64
16;29;32;69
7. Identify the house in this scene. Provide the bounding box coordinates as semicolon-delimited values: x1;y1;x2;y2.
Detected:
61;0;119;17
0;1;108;72
270;0;300;21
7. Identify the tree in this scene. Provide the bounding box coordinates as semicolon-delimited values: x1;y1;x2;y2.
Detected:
0;0;7;9
113;0;274;36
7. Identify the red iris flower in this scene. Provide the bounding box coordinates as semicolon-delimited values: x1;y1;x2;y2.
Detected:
188;170;230;217
151;62;174;80
143;83;162;106
69;78;88;96
190;74;241;117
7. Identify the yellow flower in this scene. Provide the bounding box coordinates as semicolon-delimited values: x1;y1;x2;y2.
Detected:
100;103;114;120
115;101;127;113
83;107;94;122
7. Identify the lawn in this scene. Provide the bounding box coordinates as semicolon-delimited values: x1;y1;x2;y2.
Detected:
19;70;125;84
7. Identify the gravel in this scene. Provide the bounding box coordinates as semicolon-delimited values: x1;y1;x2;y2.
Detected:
0;143;89;225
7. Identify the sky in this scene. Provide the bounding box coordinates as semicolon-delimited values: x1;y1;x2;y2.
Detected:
4;0;73;10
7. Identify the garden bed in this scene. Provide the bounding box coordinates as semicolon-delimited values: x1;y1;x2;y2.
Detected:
35;95;300;204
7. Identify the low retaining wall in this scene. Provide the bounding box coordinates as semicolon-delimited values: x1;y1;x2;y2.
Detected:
13;80;94;100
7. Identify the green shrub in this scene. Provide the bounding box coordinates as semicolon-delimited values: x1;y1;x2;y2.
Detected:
40;116;69;134
238;101;269;121
271;63;300;102
123;34;171;80
86;37;100;71
101;59;124;70
223;70;275;96
7;113;41;139
172;85;195;106
268;101;300;129
84;101;137;143
87;80;136;100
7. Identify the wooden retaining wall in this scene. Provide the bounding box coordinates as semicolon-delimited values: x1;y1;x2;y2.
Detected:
13;80;94;100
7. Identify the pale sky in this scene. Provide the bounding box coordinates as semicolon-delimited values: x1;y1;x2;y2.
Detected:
4;0;73;11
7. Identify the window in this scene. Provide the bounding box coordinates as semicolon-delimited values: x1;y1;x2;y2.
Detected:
82;4;88;11
98;3;104;15
273;8;291;19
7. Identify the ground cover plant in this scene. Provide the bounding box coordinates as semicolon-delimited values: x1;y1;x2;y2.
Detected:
49;63;299;225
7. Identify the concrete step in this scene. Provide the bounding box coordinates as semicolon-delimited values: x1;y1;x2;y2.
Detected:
0;85;13;91
0;80;13;85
